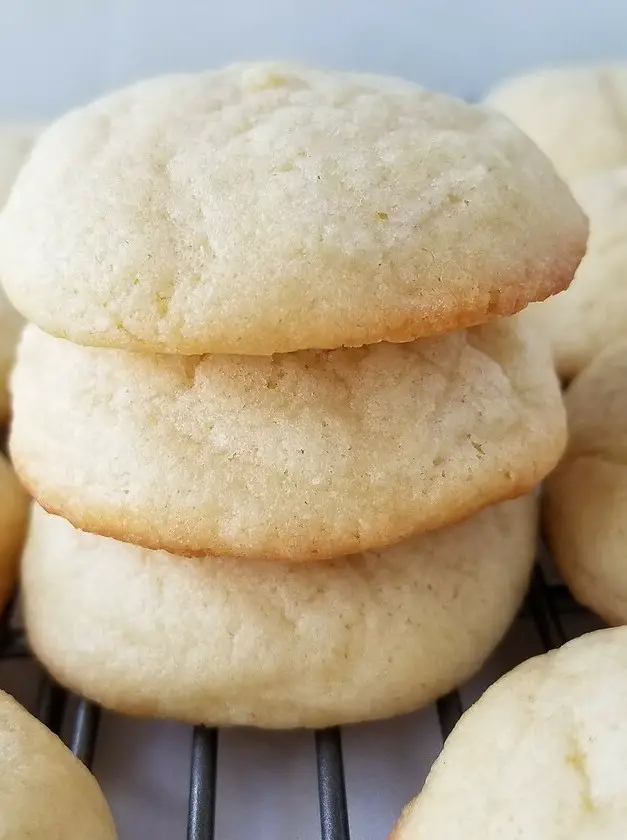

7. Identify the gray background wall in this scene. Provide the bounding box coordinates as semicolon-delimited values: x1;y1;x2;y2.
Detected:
1;0;626;117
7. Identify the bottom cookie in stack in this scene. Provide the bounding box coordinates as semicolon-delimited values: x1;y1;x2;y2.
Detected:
24;496;536;729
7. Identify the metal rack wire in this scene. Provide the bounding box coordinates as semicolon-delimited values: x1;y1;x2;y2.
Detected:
0;561;586;840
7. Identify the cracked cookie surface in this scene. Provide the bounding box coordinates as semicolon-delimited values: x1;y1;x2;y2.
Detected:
392;627;627;839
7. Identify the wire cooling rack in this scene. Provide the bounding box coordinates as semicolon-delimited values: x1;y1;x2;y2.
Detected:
0;559;595;840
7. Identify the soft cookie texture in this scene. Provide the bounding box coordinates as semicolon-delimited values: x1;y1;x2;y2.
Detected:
24;497;535;729
523;169;627;380
0;123;38;421
486;63;627;181
392;627;627;839
0;689;116;839
11;319;564;560
0;453;29;613
0;62;586;355
545;341;627;625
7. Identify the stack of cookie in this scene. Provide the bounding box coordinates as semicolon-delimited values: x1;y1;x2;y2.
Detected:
0;63;586;729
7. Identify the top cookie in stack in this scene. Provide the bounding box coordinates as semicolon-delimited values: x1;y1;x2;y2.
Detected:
0;62;583;355
0;62;586;562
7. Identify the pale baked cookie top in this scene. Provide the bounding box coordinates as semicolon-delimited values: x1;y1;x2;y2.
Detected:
0;62;585;354
392;627;627;839
486;63;627;182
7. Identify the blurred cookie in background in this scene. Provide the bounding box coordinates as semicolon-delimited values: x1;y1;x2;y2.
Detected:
545;341;627;626
485;63;627;182
0;122;39;206
523;168;627;380
0;122;40;424
0;453;29;613
0;688;116;838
